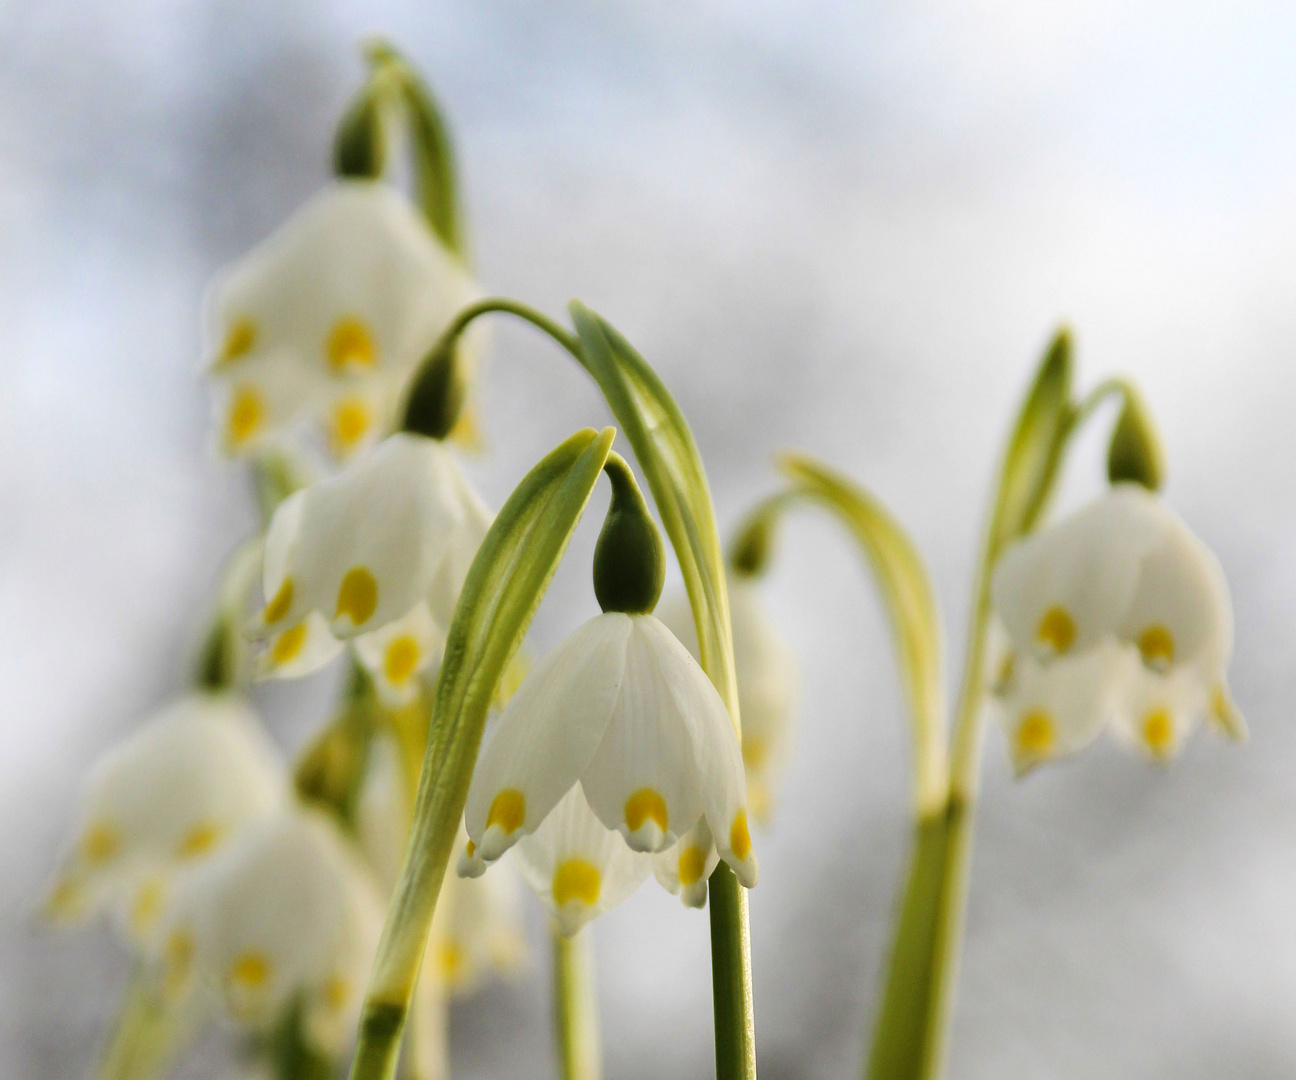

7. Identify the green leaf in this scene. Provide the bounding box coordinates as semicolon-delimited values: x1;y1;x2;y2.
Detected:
348;426;615;1080
392;61;464;258
776;453;947;814
568;301;754;1080
1106;384;1165;491
989;328;1075;556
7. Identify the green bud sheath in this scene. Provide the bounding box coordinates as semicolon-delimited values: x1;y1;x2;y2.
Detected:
593;455;665;615
401;340;465;441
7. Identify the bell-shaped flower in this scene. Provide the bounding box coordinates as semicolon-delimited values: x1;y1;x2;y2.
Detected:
44;692;285;943
253;433;493;705
990;483;1238;770
459;611;757;901
156;807;384;1052
659;578;799;821
204;180;484;460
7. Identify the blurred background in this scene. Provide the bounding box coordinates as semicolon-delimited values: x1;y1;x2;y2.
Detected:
4;1;1296;1077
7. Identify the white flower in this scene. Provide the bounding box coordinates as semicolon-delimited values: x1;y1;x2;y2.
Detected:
156;807;384;1052
458;611;756;928
659;578;799;821
990;484;1239;771
204;180;485;460
250;433;493;705
510;785;652;936
44;692;285;943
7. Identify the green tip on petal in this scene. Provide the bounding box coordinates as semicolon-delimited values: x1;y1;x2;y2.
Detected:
1107;384;1166;491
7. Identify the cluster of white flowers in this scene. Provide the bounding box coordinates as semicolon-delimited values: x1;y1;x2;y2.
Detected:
45;694;383;1048
205;181;485;462
990;484;1239;773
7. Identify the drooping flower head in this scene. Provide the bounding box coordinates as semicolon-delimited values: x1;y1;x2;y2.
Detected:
205;181;485;460
44;692;285;943
660;577;799;821
990;483;1239;771
249;432;492;705
157;807;384;1053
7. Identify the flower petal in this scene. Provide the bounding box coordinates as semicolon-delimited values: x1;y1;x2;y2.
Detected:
992;486;1171;659
510;786;652;936
256;613;345;681
352;602;444;707
1110;663;1210;762
253;434;467;638
580;615;710;854
463;614;632;862
992;641;1136;774
652;818;719;909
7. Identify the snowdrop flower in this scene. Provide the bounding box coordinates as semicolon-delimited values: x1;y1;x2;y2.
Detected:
458;457;756;930
660;578;799;821
205;180;484;460
157;807;384;1052
44;693;285;943
250;432;492;705
459;612;756;891
990;483;1239;772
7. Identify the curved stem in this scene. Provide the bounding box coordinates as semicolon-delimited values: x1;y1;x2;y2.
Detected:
435;297;585;368
553;929;602;1080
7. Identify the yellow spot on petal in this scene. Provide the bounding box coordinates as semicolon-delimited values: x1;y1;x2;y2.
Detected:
678;845;707;887
326;316;377;372
216;317;257;368
130;878;165;935
384;635;421;686
335;567;378;627
437;942;464;981
1142;708;1174;758
164;931;193;994
270;622;308;666
1015;710;1056;758
45;878;84;920
1137;624;1176;670
1036;606;1076;654
264;578;294;624
322;976;350;1011
80;823;120;866
486;790;525;834
225;385;264;448
177;821;223;859
465;839;476;858
330;397;372;456
229;952;271;989
730;810;752;861
552;859;601;907
624;788;668;834
741;736;768;771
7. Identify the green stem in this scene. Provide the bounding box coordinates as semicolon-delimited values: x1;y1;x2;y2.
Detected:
708;864;757;1080
553;929;602;1080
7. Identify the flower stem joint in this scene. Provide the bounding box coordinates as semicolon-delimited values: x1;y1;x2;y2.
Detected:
592;455;665;616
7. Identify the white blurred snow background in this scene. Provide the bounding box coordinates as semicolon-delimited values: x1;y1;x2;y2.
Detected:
3;2;1296;1077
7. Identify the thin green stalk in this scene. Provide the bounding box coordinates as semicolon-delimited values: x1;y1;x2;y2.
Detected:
553;929;602;1080
708;864;756;1080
